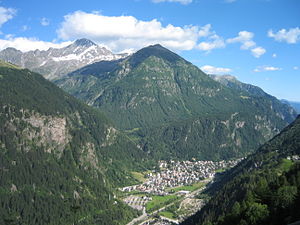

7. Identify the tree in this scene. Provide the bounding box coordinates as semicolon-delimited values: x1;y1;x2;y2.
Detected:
245;202;269;224
275;185;297;209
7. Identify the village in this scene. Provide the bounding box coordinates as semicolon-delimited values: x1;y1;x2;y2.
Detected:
122;159;242;196
122;159;243;225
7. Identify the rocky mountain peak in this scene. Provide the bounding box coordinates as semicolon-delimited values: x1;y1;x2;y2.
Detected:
220;75;237;80
2;47;21;53
210;74;237;82
128;43;184;68
149;43;164;49
73;38;97;47
137;44;176;56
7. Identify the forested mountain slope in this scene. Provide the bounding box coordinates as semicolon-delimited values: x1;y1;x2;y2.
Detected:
56;44;296;160
0;60;146;225
210;74;297;122
281;99;300;114
182;115;300;225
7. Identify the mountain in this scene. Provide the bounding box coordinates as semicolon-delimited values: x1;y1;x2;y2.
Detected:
182;115;300;225
0;60;147;225
210;75;268;96
281;99;300;114
55;44;297;160
0;38;128;80
210;74;297;122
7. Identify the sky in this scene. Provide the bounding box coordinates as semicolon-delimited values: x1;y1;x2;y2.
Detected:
0;0;300;101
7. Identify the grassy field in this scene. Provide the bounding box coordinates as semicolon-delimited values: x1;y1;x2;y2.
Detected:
159;210;177;219
276;158;294;176
124;128;141;142
167;181;206;192
158;201;181;219
215;168;226;173
116;188;147;198
146;195;179;212
131;171;147;183
279;159;294;172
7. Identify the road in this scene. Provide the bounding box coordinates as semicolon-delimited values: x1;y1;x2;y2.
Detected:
126;178;212;225
126;211;148;225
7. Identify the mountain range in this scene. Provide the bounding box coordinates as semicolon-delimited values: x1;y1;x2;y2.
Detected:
210;74;300;115
210;74;297;121
0;60;146;225
55;43;297;160
0;40;299;225
0;38;128;80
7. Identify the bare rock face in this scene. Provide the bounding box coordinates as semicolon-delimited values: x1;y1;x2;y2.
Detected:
80;142;99;171
101;127;118;147
254;114;280;140
24;113;70;156
10;184;17;193
2;106;70;157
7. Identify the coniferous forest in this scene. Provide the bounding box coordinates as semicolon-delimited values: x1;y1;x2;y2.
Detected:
0;62;146;225
182;115;300;225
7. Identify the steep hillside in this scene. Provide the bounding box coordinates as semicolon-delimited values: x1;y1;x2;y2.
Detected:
134;112;282;160
182;115;300;225
0;61;146;225
56;44;296;160
210;74;268;96
0;38;128;80
210;74;297;122
281;99;300;114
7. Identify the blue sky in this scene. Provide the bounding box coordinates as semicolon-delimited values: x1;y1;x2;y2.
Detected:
1;0;300;101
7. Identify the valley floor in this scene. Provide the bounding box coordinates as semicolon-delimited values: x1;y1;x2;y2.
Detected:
121;159;241;225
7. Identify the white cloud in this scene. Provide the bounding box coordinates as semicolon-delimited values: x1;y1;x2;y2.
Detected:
0;13;224;54
268;27;300;44
227;31;266;58
0;6;16;28
254;65;282;72
251;47;266;58
197;24;225;51
227;31;255;50
41;17;50;26
293;66;299;70
197;35;225;51
200;65;232;74
263;66;280;71
0;37;72;52
272;53;277;58
57;11;200;52
198;24;212;37
56;12;225;53
152;0;192;4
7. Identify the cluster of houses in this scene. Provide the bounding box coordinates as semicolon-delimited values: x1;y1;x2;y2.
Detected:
123;196;152;211
121;159;241;195
287;155;300;161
